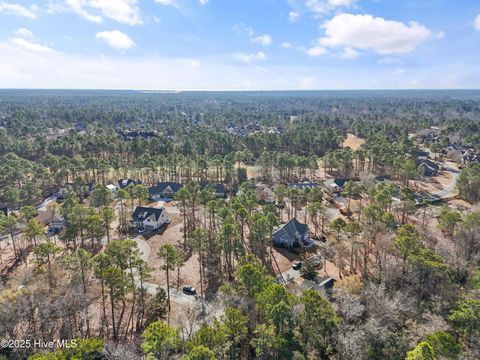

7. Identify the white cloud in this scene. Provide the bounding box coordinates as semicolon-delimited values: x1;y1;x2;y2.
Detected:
305;46;327;57
475;15;480;31
305;0;357;15
182;59;200;68
96;30;135;50
0;2;37;18
319;13;432;54
339;47;358;59
66;0;142;25
198;0;208;5
281;42;292;48
288;11;300;23
0;40;478;90
232;51;267;63
252;34;272;46
232;22;254;36
378;57;399;64
155;0;176;6
15;28;34;38
66;0;102;23
328;0;356;6
10;37;55;54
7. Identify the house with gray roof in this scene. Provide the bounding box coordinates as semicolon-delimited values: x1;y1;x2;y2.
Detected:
323;178;350;197
132;205;169;233
117;179;142;189
272;218;314;250
148;182;183;202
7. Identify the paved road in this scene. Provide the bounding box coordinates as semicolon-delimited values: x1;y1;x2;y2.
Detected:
36;194;59;211
434;166;459;199
415;166;460;203
133;236;198;307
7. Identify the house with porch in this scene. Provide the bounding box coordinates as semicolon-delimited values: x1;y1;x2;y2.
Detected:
132;205;169;233
148;182;183;202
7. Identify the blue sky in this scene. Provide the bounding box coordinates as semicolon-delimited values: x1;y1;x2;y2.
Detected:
0;0;479;90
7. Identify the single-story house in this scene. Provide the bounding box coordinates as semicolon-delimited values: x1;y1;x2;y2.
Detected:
417;159;440;177
288;182;318;190
117;179;142;190
200;181;227;198
323;178;350;197
148;182;183;202
132;205;169;233
272;218;314;250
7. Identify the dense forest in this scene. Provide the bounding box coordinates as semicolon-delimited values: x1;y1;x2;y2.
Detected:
0;90;479;360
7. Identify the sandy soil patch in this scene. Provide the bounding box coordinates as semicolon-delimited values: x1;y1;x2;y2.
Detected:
413;171;453;193
447;199;474;210
343;133;365;151
144;216;202;291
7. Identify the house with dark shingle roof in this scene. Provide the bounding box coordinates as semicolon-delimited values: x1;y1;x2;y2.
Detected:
117;179;142;190
132;205;169;233
199;181;227;198
272;218;314;250
148;182;183;202
323;178;350;197
417;159;440;177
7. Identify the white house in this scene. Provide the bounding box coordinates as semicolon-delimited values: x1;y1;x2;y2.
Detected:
132;205;170;233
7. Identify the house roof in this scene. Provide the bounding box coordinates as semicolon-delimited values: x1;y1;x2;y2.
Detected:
288;182;318;189
36;210;51;225
415;150;430;158
132;206;165;222
117;179;142;189
199;181;226;194
418;159;440;173
254;183;275;202
324;178;350;188
148;182;183;196
273;218;308;243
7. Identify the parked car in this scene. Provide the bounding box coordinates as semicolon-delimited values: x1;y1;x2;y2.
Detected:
182;285;196;295
292;261;302;270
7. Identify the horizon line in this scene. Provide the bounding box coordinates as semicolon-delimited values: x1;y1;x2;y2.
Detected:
1;88;480;92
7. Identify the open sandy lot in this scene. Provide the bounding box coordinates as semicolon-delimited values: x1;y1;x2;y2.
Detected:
343;133;366;150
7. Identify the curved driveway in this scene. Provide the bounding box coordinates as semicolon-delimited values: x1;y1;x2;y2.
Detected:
133;236;198;307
